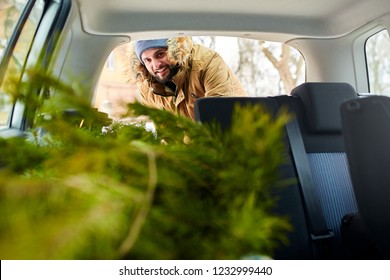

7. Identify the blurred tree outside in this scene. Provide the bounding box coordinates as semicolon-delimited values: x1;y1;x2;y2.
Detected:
0;0;21;122
0;0;23;56
366;29;390;95
0;0;44;127
192;36;305;96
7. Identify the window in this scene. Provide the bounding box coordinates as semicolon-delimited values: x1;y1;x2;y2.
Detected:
192;37;305;97
106;51;115;71
0;0;44;129
366;29;390;95
95;37;306;121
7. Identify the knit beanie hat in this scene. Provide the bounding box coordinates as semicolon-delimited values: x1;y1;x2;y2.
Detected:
135;39;168;63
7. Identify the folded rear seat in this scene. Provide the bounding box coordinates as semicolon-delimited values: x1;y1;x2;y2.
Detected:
194;83;359;259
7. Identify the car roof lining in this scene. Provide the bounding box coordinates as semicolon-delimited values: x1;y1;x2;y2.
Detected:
76;0;390;41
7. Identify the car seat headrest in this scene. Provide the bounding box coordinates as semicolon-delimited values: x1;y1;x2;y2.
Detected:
291;82;358;133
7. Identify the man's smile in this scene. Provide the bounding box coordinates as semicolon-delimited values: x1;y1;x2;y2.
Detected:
155;66;169;76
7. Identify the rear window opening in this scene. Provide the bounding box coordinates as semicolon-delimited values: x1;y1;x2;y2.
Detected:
95;36;306;121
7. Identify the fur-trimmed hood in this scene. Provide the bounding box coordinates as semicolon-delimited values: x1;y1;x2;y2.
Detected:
126;37;194;86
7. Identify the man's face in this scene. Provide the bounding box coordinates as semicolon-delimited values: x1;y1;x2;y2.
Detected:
141;47;177;83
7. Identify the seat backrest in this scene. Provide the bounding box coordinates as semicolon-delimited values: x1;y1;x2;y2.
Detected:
194;83;360;259
194;96;313;260
276;82;359;258
341;95;390;258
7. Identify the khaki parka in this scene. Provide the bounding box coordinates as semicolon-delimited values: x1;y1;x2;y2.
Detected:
128;37;248;120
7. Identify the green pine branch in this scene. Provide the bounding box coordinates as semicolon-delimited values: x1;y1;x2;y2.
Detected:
0;69;293;259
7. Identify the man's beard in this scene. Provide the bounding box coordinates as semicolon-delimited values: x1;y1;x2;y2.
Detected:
153;63;179;83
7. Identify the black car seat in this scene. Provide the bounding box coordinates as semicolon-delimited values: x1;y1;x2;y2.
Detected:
194;82;360;259
276;82;359;258
341;95;390;259
194;96;314;260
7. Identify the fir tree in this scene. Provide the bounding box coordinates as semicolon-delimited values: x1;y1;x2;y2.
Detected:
0;69;292;259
